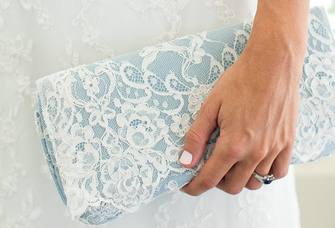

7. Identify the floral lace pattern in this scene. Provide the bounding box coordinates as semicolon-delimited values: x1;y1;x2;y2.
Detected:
292;12;335;163
202;0;235;25
154;191;214;228
0;34;41;228
0;0;305;227
72;0;114;58
35;7;335;225
126;0;235;44
127;0;193;43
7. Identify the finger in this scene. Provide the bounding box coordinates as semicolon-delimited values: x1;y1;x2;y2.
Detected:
216;160;258;195
245;145;292;189
245;149;277;190
271;146;292;179
181;137;235;196
179;97;220;168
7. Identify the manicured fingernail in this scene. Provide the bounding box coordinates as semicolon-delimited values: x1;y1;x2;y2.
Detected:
180;150;192;165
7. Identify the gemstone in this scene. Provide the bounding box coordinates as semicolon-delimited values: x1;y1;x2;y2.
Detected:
264;175;274;185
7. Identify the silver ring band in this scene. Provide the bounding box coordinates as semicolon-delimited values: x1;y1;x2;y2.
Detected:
252;172;274;185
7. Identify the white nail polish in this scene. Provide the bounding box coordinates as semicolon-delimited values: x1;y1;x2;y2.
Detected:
180;150;192;165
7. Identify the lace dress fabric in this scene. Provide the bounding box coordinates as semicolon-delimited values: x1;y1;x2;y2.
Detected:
0;0;302;227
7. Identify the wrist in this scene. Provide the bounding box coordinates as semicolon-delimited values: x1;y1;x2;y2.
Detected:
249;0;310;61
246;30;307;65
238;41;305;88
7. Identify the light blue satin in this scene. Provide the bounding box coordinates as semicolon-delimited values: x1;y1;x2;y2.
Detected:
35;7;335;225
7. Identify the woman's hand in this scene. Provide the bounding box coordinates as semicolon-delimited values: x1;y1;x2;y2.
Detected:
179;0;310;196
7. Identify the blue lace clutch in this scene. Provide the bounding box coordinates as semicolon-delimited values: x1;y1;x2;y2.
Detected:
35;6;335;225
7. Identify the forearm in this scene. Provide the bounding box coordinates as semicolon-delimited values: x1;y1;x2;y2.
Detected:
241;0;310;89
252;0;310;54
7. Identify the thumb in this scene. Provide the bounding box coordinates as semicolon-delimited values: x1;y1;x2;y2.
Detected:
180;101;218;168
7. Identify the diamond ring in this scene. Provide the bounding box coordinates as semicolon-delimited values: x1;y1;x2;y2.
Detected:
252;172;274;185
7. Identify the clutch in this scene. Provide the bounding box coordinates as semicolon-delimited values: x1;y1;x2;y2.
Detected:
35;6;335;225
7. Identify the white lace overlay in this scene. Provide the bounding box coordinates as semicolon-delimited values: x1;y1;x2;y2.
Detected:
0;0;306;227
35;7;334;225
293;13;335;163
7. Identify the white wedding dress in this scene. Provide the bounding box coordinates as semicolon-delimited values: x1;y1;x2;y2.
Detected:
0;0;300;227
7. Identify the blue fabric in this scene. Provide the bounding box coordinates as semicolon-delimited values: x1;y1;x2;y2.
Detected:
35;7;335;225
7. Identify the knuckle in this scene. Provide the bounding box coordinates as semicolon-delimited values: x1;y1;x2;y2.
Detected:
287;136;296;149
274;168;289;179
183;189;200;197
181;185;201;196
284;131;296;149
272;144;281;154
185;128;202;145
226;144;244;160
246;183;262;191
226;186;243;195
200;102;214;120
250;148;267;162
198;178;216;191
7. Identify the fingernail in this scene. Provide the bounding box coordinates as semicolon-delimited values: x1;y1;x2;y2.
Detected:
180;150;192;165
